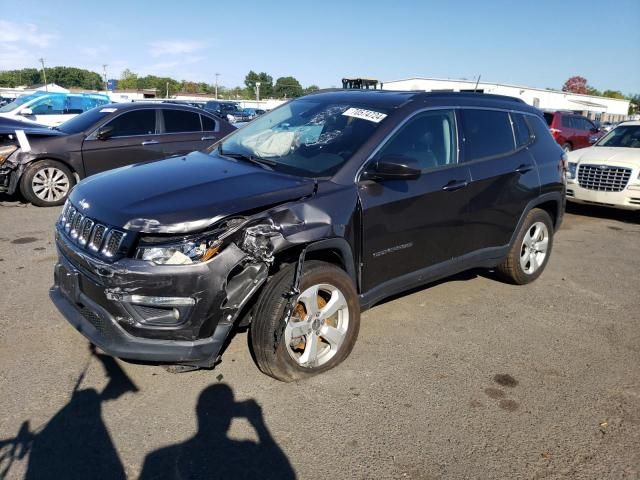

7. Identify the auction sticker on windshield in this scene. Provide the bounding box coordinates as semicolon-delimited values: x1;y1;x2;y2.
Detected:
342;107;387;123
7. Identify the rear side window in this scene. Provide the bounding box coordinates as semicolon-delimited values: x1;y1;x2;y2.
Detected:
511;113;532;147
163;109;202;133
201;114;217;131
106;109;156;137
543;112;554;126
461;109;515;161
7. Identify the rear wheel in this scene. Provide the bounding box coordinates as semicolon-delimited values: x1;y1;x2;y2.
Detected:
497;208;554;285
250;260;360;382
20;160;74;207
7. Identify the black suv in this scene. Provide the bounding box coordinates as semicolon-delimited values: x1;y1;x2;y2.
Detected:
51;90;565;381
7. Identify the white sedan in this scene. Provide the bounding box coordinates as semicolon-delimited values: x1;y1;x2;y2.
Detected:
566;121;640;211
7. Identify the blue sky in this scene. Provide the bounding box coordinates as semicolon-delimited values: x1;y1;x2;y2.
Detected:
1;0;639;94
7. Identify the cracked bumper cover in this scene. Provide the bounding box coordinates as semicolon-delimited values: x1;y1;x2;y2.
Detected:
51;231;266;367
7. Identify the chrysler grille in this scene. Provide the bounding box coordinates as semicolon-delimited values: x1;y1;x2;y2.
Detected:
578;164;632;192
59;203;126;258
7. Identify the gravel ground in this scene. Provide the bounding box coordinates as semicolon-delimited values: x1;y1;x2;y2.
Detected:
0;196;638;480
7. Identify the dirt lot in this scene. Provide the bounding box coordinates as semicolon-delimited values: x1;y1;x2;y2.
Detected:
0;196;638;480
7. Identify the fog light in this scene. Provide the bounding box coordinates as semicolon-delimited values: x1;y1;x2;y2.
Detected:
106;292;195;306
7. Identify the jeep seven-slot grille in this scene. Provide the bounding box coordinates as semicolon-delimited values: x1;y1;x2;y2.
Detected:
59;203;126;258
578;164;632;192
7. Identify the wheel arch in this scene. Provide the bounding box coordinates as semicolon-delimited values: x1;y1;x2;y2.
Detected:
508;192;564;248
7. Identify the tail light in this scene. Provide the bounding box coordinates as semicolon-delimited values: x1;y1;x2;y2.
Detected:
549;128;561;138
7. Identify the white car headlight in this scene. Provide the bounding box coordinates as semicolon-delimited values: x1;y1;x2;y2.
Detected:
566;162;577;180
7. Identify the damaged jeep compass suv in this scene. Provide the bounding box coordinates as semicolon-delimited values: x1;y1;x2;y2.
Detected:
51;90;565;381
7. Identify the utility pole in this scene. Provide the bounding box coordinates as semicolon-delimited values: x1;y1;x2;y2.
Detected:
166;81;169;98
215;72;220;99
39;58;48;91
102;64;108;92
255;82;261;101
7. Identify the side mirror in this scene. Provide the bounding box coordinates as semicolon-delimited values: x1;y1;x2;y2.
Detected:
96;126;114;140
362;155;421;181
18;108;33;116
590;127;600;134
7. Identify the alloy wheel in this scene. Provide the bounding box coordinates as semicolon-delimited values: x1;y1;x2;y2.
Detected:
284;283;350;368
520;221;549;274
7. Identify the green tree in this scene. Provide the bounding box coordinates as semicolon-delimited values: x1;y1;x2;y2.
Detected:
273;76;303;98
601;90;625;99
118;69;138;90
244;71;273;99
304;85;320;95
627;93;640;115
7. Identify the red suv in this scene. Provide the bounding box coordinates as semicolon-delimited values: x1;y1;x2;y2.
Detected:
544;111;602;152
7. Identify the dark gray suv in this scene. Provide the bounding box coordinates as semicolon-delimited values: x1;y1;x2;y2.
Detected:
51;90;566;381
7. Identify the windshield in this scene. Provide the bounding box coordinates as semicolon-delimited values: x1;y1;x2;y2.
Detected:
56;106;113;134
213;97;388;177
596;125;640;148
0;92;47;113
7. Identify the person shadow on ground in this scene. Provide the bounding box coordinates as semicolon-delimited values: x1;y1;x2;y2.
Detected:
0;345;138;480
140;383;296;480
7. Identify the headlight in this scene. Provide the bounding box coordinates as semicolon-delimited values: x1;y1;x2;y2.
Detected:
566;162;577;180
0;145;18;165
136;235;221;265
134;217;246;265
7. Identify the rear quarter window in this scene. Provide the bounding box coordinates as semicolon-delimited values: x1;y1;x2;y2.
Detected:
543;112;554;126
525;115;558;146
511;113;532;147
461;109;515;161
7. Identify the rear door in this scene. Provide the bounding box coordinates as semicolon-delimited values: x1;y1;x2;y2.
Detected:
358;109;472;292
81;108;164;176
157;108;220;157
460;109;540;252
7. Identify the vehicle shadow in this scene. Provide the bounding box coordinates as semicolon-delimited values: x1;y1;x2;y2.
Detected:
373;269;484;309
139;383;296;480
0;192;27;207
0;345;137;480
565;202;639;224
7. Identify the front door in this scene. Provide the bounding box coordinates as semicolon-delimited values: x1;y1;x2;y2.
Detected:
358;109;472;293
81;108;164;177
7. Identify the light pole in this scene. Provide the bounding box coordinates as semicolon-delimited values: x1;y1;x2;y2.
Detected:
39;58;48;91
255;82;261;101
215;72;220;99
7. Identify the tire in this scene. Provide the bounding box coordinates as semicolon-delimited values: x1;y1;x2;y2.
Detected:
250;260;360;382
497;208;554;285
20;160;75;207
562;142;572;153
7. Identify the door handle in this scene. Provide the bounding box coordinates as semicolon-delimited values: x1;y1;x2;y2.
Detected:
201;136;217;141
141;140;159;146
515;164;533;174
442;180;469;192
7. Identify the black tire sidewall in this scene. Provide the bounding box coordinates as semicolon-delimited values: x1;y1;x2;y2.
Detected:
20;160;74;207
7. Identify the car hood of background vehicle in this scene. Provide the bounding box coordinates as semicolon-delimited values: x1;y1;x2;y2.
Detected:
69;151;316;233
569;146;640;167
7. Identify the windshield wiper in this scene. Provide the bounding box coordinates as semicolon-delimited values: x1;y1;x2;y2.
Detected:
218;146;277;170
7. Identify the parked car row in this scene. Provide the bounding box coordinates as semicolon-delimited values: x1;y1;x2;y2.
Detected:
0;103;235;206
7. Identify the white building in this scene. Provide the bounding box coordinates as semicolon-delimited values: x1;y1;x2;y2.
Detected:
381;77;630;123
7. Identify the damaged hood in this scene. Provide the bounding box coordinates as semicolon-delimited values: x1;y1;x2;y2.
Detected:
68;151;316;233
